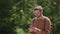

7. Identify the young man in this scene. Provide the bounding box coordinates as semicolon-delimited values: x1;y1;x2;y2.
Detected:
28;6;51;34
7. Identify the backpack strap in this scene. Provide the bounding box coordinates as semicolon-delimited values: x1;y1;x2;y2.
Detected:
43;18;46;31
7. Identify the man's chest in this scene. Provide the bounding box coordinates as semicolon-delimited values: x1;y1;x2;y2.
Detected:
33;19;45;29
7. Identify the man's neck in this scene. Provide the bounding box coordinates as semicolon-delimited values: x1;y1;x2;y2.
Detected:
37;15;43;19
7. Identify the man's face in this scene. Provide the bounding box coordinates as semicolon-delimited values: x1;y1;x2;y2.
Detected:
34;9;42;17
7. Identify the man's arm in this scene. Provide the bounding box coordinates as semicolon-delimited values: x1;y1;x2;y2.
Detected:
29;18;35;32
30;18;35;28
45;17;51;32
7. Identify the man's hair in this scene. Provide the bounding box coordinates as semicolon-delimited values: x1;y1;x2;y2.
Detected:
34;5;43;11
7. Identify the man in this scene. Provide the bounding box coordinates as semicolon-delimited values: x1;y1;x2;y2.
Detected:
28;6;51;34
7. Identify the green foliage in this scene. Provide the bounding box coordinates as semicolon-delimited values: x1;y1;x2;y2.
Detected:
0;0;60;34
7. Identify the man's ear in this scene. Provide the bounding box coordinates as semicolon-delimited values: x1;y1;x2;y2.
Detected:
41;10;43;14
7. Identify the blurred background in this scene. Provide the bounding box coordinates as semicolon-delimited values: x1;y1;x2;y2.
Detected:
0;0;60;34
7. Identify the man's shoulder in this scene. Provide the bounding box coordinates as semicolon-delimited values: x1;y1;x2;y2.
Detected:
43;16;50;21
32;17;37;21
43;16;51;25
32;16;51;21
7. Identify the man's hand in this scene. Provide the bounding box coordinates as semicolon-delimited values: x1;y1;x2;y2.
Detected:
29;27;41;32
34;27;41;32
29;28;34;32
